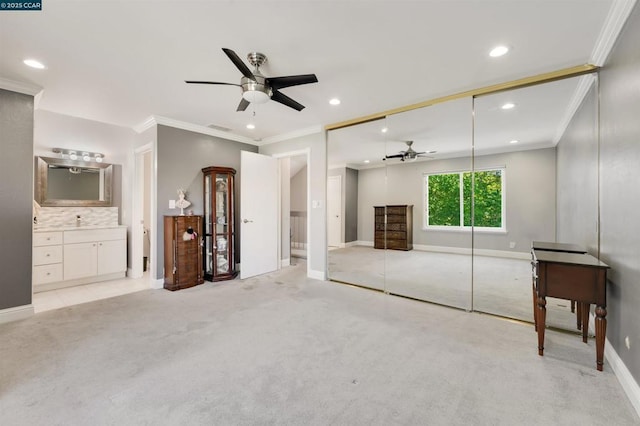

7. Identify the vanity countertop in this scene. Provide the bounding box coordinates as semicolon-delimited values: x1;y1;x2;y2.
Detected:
34;225;127;232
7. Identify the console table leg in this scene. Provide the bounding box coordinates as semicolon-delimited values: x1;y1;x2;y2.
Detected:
571;300;575;313
595;306;607;371
532;282;538;332
581;303;589;343
537;296;547;356
576;302;582;330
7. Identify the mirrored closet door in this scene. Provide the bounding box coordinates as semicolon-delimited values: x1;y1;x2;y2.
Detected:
471;73;600;330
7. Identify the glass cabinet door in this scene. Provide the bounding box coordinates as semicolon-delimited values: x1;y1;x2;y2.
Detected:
202;166;237;281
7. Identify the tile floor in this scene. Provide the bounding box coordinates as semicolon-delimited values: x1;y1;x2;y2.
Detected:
32;272;152;313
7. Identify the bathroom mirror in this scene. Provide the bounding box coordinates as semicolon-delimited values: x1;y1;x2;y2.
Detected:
35;156;113;206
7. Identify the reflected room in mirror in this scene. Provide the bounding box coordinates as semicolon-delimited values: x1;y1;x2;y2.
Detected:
35;156;113;207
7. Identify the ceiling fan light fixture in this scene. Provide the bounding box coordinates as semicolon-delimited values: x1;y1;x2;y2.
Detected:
242;90;270;104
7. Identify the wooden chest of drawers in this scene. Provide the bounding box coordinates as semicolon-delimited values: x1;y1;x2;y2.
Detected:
374;205;413;250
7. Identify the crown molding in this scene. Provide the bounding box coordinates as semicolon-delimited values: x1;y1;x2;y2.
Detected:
133;115;258;145
259;125;324;146
0;77;43;96
591;0;638;66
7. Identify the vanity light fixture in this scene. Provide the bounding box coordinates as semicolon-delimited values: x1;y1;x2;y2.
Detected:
52;148;105;162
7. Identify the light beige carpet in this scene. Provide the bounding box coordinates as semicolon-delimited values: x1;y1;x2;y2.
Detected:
1;261;637;425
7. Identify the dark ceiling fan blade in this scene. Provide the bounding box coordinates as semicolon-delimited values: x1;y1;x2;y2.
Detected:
384;154;405;160
222;48;256;81
185;80;241;86
271;90;305;111
236;98;250;112
266;74;318;90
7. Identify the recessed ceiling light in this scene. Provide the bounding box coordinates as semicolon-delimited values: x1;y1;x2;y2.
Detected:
501;102;515;110
363;160;370;164
329;98;341;105
489;45;509;58
381;127;388;133
509;140;519;144
246;123;255;130
23;59;46;69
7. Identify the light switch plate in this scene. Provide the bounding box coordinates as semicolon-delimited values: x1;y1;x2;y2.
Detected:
169;199;176;209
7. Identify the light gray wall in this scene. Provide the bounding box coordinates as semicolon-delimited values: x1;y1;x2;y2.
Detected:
291;165;307;212
155;125;258;278
259;131;326;277
328;167;346;244
0;89;34;310
357;148;556;252
280;158;291;262
556;81;599;254
345;167;358;243
598;2;640;386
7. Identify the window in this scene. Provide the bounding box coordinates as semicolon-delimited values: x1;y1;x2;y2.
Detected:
424;168;505;230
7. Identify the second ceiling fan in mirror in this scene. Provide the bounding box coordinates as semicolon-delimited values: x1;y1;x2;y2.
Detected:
185;48;319;112
383;141;436;162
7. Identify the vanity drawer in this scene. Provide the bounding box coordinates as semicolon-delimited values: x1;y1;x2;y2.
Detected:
33;232;63;247
33;245;63;266
33;263;63;285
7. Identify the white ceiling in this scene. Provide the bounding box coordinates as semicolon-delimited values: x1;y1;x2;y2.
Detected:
0;1;623;153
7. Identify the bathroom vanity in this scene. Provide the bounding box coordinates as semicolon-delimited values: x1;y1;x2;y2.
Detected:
33;225;127;292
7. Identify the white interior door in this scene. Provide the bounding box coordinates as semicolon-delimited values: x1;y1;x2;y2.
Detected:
327;175;342;247
240;151;279;279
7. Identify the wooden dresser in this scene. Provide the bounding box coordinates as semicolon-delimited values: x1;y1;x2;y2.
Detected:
374;205;413;250
164;215;204;291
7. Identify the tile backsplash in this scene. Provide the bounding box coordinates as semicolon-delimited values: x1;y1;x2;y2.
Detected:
36;207;119;227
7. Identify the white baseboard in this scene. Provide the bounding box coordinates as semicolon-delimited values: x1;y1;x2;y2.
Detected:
606;336;640;417
151;278;164;290
308;269;325;280
0;304;34;324
353;241;529;260
281;258;291;267
588;314;640;418
34;272;127;293
345;241;359;247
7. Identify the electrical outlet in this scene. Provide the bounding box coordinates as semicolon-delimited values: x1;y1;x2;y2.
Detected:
625;336;631;349
509;241;516;249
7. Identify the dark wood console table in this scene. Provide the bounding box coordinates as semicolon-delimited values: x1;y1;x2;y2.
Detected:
531;241;588;329
531;248;609;371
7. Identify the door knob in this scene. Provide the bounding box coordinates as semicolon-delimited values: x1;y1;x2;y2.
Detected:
243;219;253;223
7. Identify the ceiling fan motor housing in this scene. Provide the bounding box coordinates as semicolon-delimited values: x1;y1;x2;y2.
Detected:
241;74;271;103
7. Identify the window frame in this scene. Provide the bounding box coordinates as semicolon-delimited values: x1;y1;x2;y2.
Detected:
423;167;506;233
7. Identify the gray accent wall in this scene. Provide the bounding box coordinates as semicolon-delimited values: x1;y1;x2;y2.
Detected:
0;89;34;310
155;125;258;279
598;2;640;386
357;148;556;252
290;165;307;212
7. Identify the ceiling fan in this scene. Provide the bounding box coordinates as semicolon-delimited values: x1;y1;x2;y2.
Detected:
383;141;436;162
185;48;318;112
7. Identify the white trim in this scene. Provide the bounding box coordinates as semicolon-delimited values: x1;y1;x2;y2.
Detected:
345;241;359;247
132;115;258;145
308;269;325;280
591;0;638;66
355;240;374;247
0;77;42;96
605;337;640;418
553;74;597;144
260;125;323;145
151;278;164;290
0;304;34;324
281;258;291;267
127;267;134;278
34;273;126;293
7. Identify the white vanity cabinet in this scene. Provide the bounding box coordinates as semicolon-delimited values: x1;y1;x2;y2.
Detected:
33;227;127;292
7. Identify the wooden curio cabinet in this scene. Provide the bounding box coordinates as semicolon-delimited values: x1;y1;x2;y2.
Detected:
163;215;204;291
202;166;238;281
